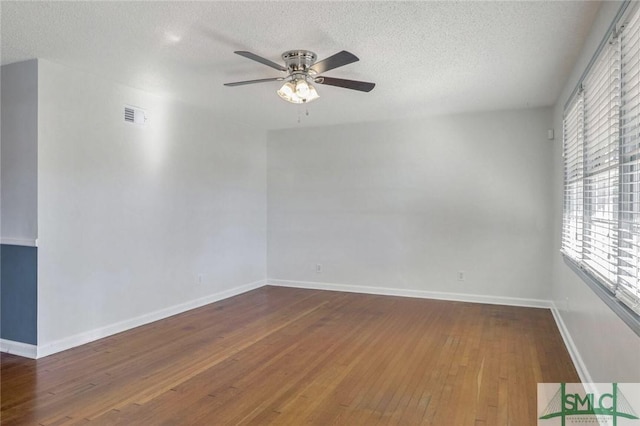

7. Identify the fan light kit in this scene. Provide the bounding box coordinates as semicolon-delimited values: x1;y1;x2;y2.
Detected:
224;50;375;104
277;77;319;104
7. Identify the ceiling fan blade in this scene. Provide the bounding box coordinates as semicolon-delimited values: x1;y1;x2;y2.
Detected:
224;77;284;87
315;77;375;92
310;51;359;74
234;51;286;72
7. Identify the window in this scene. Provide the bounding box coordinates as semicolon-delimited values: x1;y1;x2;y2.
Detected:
617;6;640;313
562;93;583;260
562;3;640;317
582;35;620;290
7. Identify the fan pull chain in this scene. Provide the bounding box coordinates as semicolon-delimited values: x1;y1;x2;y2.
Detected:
296;107;310;124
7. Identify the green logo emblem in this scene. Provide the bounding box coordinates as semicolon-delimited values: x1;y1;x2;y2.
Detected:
539;383;639;426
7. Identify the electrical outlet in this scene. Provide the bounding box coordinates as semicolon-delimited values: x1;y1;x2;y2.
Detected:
457;271;465;281
316;264;323;273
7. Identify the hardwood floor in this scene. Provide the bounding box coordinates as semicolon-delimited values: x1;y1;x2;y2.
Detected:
1;286;578;425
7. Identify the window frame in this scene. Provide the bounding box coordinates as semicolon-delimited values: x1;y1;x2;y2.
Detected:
561;0;640;338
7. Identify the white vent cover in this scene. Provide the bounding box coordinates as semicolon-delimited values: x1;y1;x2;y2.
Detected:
124;105;147;126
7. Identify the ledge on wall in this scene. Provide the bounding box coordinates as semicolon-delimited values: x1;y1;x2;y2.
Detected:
563;256;640;338
0;238;38;247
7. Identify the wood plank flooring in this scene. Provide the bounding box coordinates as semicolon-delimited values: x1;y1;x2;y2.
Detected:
1;286;579;425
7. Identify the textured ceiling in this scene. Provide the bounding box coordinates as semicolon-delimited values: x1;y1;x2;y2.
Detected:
1;1;600;130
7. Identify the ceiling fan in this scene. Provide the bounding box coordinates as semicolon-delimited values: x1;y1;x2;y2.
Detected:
224;50;375;104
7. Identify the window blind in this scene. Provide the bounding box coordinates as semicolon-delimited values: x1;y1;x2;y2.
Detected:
617;7;640;315
562;94;584;260
581;36;620;290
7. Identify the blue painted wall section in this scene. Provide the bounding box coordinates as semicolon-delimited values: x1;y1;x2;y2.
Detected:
1;244;37;344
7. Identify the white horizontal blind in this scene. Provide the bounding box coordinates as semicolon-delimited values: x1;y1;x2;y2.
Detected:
617;7;640;315
562;94;584;259
581;37;620;290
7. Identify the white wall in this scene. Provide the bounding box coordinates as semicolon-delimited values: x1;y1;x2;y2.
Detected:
268;108;554;302
36;59;266;349
551;1;640;382
1;59;38;244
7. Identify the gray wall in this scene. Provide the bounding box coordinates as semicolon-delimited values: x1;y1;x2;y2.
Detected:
1;59;38;244
36;59;267;350
268;108;554;301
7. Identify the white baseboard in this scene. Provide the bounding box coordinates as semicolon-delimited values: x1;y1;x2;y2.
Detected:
36;279;266;358
550;303;592;384
0;339;38;359
268;279;552;309
10;279;585;384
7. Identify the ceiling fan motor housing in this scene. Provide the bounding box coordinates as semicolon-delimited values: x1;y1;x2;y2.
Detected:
282;50;317;74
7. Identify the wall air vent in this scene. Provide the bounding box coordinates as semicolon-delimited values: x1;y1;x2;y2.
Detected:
124;105;147;126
